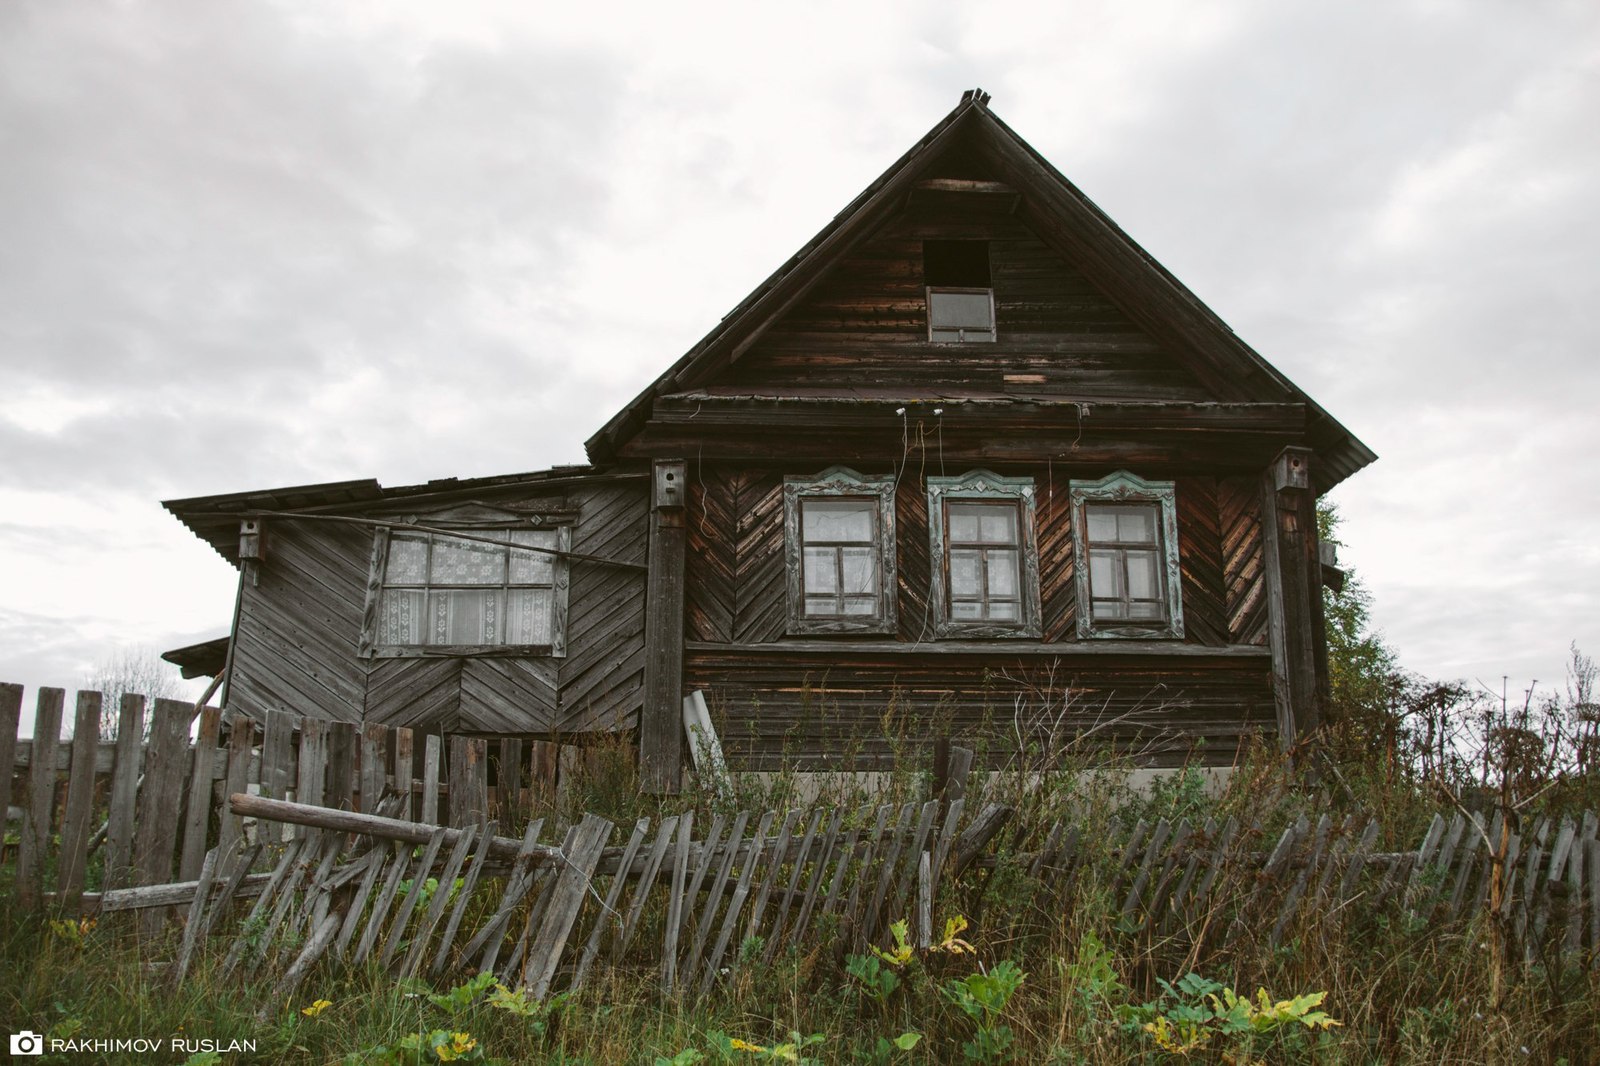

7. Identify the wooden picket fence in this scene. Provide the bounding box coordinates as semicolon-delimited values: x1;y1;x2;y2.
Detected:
1;683;558;914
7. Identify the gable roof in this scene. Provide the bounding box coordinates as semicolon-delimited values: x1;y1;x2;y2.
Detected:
163;464;609;565
586;89;1374;492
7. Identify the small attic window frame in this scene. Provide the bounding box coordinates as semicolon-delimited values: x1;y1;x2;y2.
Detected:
925;240;995;344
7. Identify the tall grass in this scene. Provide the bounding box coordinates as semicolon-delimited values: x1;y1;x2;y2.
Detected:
4;688;1598;1065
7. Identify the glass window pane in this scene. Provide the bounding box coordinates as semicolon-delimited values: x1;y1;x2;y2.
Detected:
1088;551;1118;598
1118;506;1157;544
1092;599;1126;621
987;550;1018;596
431;537;504;585
506;588;553;644
802;499;874;542
928;291;993;329
949;550;981;597
509;530;557;584
378;588;426;643
1128;601;1164;621
840;547;877;595
804;596;837;616
1085;506;1117;542
977;507;1017;544
803;547;837;593
952;601;982;620
842;597;876;616
386;534;430;583
430;589;500;644
987;601;1019;621
947;506;980;543
1126;550;1159;600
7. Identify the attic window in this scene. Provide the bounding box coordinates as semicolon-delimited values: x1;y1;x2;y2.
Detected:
925;240;994;343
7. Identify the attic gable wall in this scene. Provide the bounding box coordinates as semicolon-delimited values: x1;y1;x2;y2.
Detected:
722;196;1214;402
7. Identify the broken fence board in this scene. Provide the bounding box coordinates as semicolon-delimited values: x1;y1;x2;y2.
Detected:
179;705;222;882
18;688;65;909
56;691;103;910
521;813;613;999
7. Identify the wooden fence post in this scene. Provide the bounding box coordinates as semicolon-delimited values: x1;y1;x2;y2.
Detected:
0;683;21;820
17;687;65;909
56;691;104;910
179;705;223;880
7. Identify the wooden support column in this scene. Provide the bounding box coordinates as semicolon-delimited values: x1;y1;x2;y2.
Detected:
641;458;688;794
1260;447;1325;747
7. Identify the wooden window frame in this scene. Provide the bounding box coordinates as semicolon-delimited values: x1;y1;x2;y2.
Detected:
359;517;572;659
783;467;898;636
1069;471;1184;640
927;470;1041;638
926;286;996;343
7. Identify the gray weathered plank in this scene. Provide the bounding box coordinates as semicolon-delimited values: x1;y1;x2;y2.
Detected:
421;734;442;827
17;688;65;909
380;825;452;967
56;691;104;908
699;810;776;993
573;817;651;992
179;705;223;880
521;813;613;998
426;819;501;977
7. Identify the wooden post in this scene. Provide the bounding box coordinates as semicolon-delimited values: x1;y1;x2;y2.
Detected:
56;691;103;909
0;684;21;820
326;721;356;812
1260;447;1324;746
179;705;222;880
641;458;688;794
18;688;65;909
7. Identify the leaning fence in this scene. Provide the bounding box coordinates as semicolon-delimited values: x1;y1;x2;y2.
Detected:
4;681;1599;1005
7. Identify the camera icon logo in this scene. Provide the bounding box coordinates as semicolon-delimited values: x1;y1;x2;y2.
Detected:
10;1030;45;1056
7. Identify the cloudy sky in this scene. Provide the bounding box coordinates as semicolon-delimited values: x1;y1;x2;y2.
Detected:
2;0;1596;717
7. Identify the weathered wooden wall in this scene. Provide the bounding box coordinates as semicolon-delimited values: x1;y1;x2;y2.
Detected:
683;459;1273;769
685;463;1254;650
228;479;648;736
728;210;1212;402
685;647;1274;770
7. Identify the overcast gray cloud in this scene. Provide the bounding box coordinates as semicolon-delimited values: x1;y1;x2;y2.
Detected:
1;0;1595;707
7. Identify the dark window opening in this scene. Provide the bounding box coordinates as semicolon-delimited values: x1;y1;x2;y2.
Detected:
924;240;991;286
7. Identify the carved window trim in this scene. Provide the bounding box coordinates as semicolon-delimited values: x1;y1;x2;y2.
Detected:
359;508;572;659
783;467;898;636
1070;471;1184;640
927;470;1041;638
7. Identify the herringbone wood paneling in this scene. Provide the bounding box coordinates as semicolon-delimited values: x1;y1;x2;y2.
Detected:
1219;476;1268;645
1177;477;1228;647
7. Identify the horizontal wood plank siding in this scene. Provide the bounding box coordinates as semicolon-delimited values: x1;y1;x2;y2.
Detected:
686;648;1273;771
726;208;1213;402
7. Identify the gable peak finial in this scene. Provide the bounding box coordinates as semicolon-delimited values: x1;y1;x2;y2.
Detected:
961;87;992;108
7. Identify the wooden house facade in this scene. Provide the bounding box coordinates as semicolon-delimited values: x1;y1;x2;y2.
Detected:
165;91;1373;791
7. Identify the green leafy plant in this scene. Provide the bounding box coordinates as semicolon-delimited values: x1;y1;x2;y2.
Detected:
425;972;499;1014
1121;973;1341;1058
864;1031;921;1064
942;960;1026;1062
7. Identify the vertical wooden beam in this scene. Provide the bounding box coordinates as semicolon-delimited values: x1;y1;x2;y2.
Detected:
641;458;688;794
0;684;22;828
216;713;253;860
18;688;64;909
178;704;222;880
360;721;388;813
325;721;356;812
1261;447;1324;746
421;733;442;826
56;691;103;909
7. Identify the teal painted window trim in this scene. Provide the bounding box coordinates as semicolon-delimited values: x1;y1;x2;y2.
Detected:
1069;471;1184;640
926;469;1041;639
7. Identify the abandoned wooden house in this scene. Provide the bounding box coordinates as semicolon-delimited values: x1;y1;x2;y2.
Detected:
163;89;1374;792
